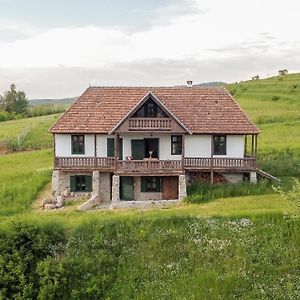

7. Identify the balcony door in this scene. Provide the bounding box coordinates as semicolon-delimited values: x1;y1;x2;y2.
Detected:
131;138;159;160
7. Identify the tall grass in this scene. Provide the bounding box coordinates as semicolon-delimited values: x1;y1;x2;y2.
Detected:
185;180;274;203
0;149;52;216
1;214;299;299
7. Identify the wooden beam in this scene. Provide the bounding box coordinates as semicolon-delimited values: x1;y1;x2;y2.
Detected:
53;134;56;168
244;135;247;156
255;134;258;157
94;134;97;157
251;134;254;157
181;134;185;170
210;135;214;185
114;133;120;171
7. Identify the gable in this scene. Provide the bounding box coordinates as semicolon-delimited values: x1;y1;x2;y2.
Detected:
110;91;191;134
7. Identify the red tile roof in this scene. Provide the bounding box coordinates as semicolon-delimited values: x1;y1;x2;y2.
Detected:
50;86;259;134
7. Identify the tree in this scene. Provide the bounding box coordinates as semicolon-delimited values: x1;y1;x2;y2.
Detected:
278;69;288;76
1;84;29;115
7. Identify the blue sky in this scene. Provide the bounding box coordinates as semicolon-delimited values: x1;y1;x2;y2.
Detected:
0;0;299;98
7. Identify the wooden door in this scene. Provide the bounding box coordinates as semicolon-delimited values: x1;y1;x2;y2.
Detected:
120;176;134;200
162;176;178;200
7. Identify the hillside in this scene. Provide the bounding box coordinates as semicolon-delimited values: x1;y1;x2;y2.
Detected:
29;97;77;106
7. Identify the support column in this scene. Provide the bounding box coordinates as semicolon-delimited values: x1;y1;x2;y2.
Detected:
250;172;257;184
111;175;120;202
210;135;214;185
92;171;100;197
51;170;60;199
178;175;187;200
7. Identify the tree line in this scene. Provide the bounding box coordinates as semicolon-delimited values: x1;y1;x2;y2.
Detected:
0;84;29;115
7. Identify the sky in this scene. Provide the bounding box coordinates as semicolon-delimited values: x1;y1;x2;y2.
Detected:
0;0;299;98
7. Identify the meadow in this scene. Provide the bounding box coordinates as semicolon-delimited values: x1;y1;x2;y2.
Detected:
0;114;60;150
0;73;299;299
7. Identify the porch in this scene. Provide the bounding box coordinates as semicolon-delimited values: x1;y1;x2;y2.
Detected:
54;156;256;173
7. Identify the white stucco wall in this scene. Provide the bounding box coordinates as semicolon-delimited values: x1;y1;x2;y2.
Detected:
55;133;244;159
185;135;211;157
184;134;244;158
223;135;244;158
96;134;112;157
55;134;94;157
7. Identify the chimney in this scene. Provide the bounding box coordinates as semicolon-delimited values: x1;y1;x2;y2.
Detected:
186;80;193;87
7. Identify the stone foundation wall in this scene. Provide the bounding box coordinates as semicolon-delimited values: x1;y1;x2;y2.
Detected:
223;173;244;183
51;171;92;198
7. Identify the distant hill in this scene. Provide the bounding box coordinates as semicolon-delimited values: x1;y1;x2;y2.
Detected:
194;81;226;87
29;97;78;106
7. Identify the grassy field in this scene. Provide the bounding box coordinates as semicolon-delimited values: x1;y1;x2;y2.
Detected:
0;114;60;150
0;149;52;217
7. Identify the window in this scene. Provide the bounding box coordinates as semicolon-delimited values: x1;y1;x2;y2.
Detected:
141;177;161;192
213;135;226;155
171;135;182;155
70;175;92;192
145;101;157;117
71;135;85;154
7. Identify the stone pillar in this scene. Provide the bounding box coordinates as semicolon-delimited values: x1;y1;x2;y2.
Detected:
51;170;60;199
92;171;100;197
250;172;257;184
111;175;120;202
178;175;187;200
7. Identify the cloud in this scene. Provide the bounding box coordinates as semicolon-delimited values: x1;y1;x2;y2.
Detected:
0;0;299;97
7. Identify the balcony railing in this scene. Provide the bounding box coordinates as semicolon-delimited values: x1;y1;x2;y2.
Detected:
117;159;183;174
184;157;256;170
129;118;171;131
55;157;115;170
54;157;256;171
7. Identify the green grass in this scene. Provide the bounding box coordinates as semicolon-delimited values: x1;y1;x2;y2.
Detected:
227;73;300;178
1;214;299;299
0;114;61;150
0;149;52;216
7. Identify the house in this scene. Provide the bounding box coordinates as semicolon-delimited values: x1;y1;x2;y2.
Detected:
49;83;259;209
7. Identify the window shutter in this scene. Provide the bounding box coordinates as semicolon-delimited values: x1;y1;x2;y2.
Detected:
156;177;161;192
85;176;92;192
119;138;123;160
141;177;147;192
70;176;76;192
107;138;115;157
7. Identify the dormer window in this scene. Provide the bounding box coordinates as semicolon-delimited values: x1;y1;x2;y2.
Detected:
145;101;156;117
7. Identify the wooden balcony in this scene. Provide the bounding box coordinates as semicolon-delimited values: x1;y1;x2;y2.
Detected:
117;159;183;175
184;157;256;171
55;157;115;171
54;157;256;173
128;118;171;131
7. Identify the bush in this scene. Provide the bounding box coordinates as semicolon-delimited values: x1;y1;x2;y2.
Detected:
0;222;65;299
272;95;280;101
